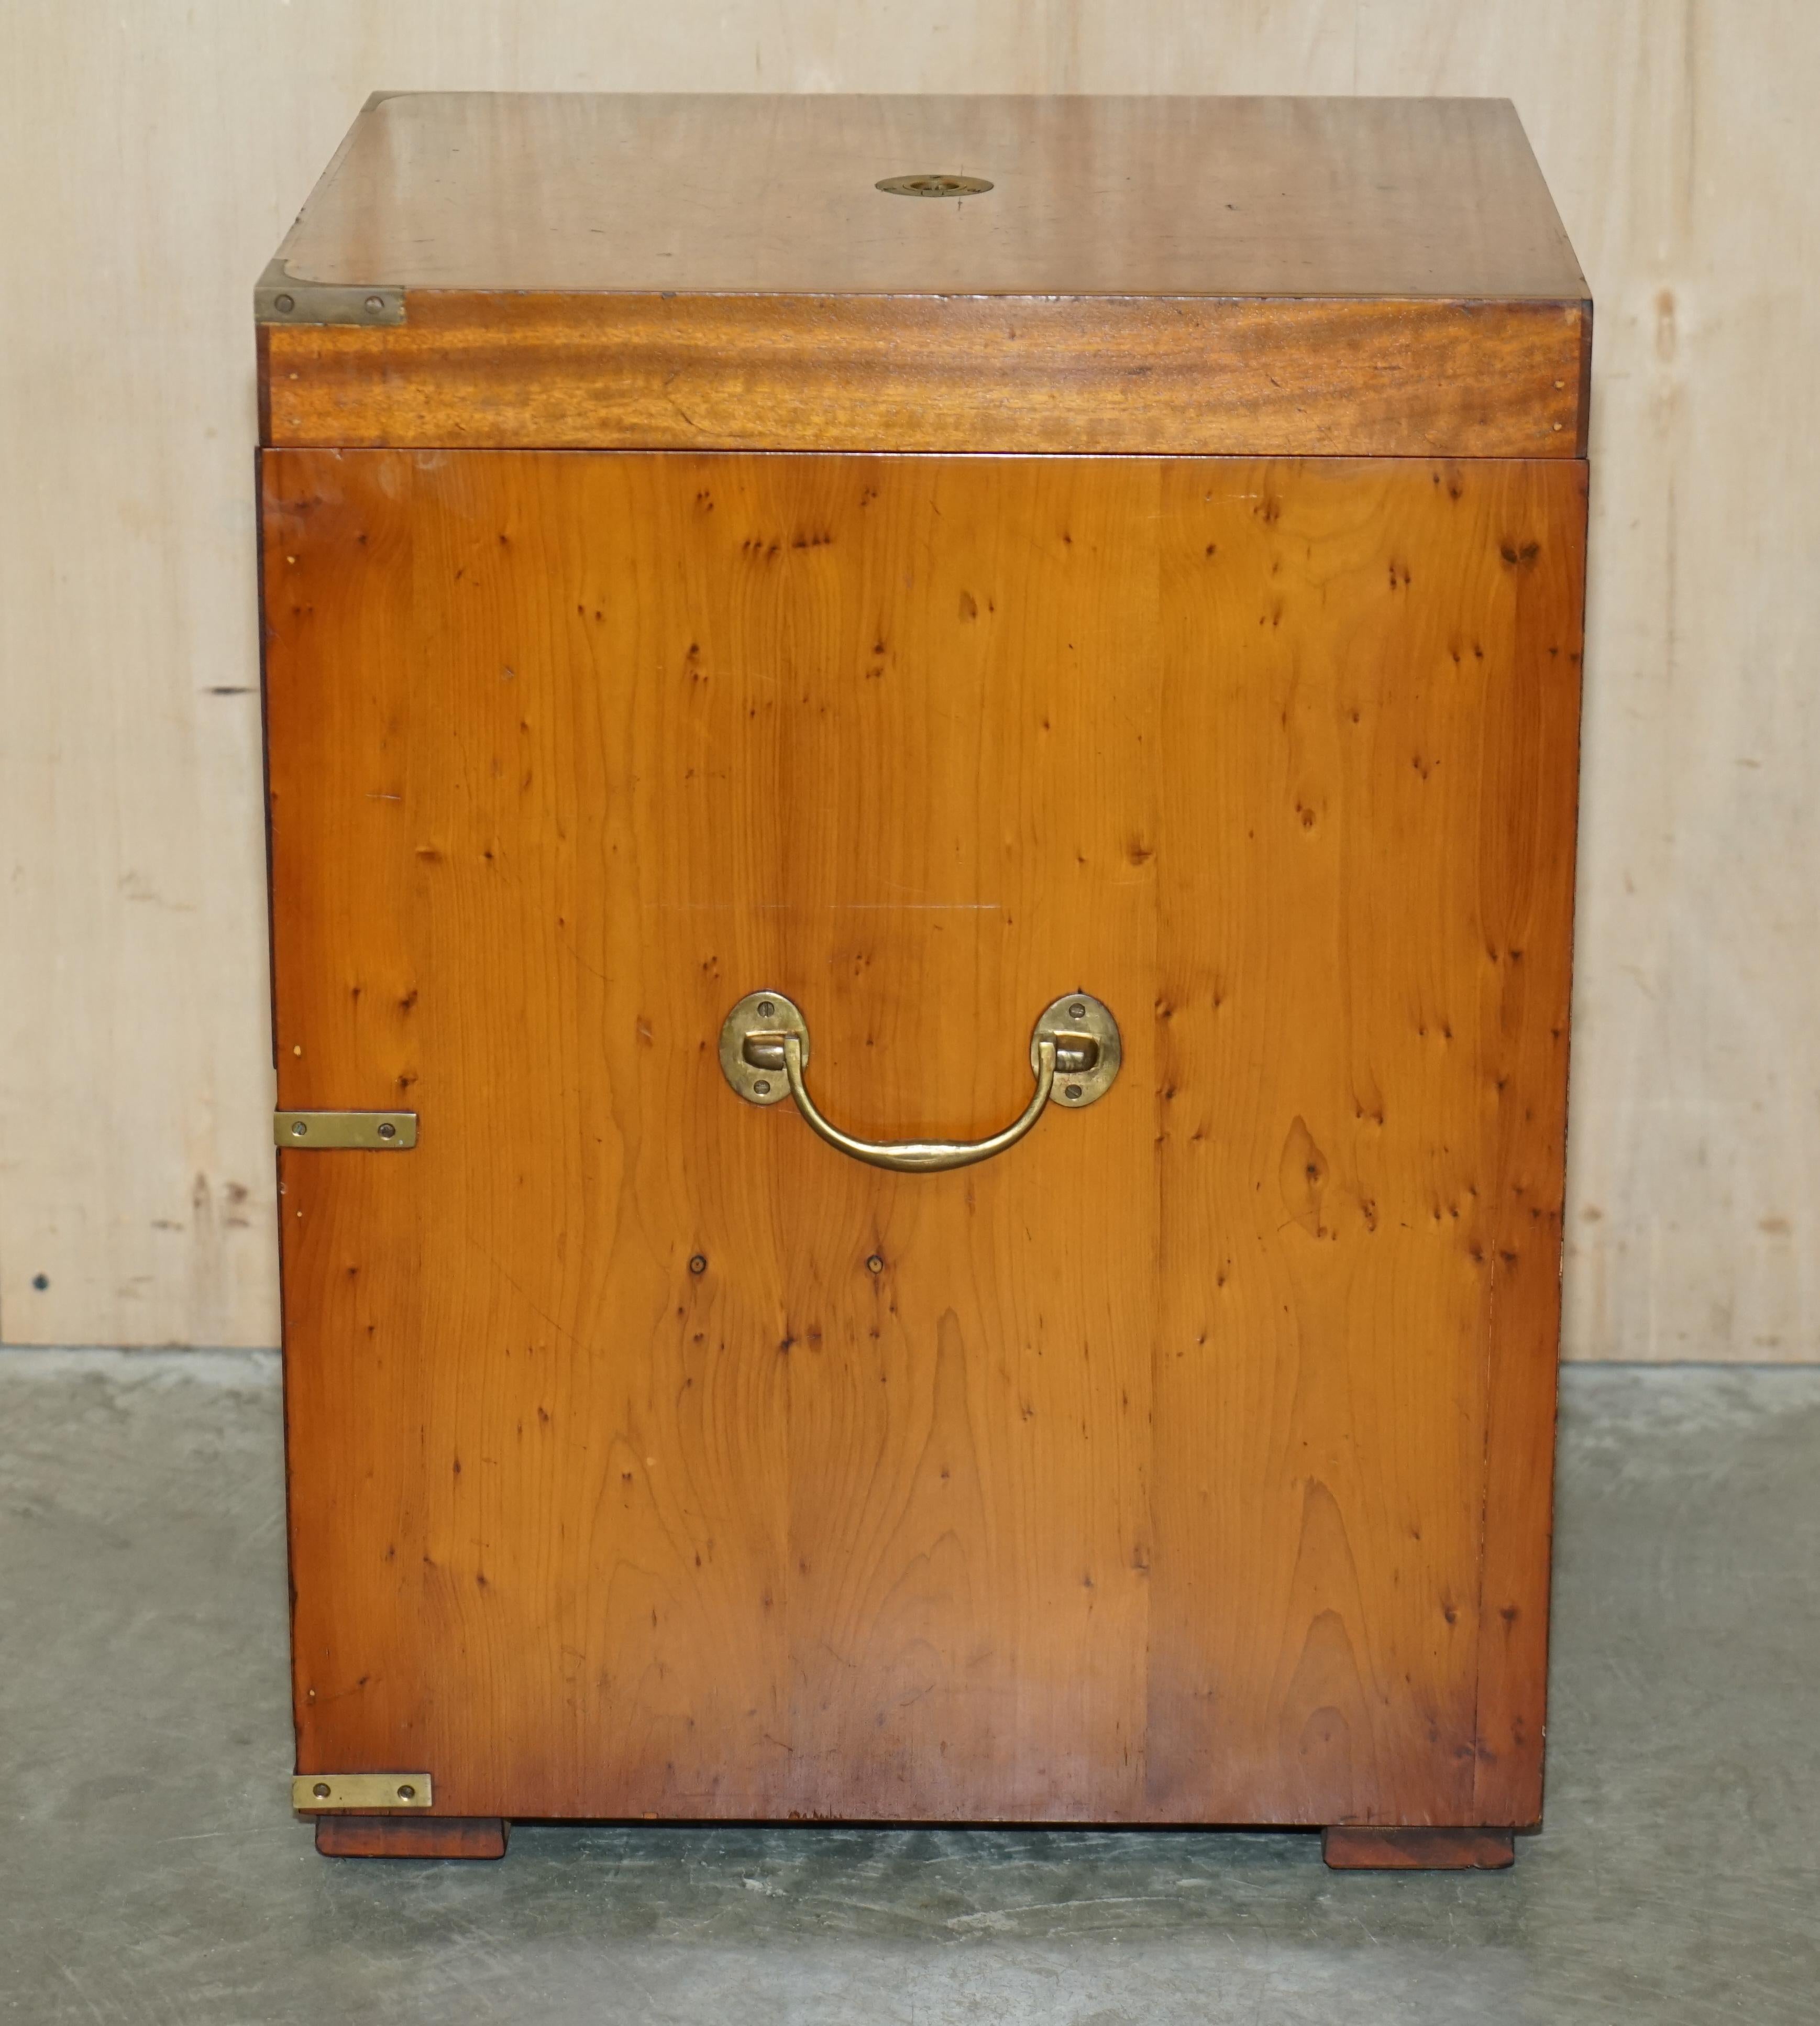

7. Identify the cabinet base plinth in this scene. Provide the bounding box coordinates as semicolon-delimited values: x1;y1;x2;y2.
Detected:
315;1815;509;1860
1322;1826;1516;1871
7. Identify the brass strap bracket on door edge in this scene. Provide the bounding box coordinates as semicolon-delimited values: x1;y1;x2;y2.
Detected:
274;1111;417;1149
718;991;1120;1173
292;1772;433;1811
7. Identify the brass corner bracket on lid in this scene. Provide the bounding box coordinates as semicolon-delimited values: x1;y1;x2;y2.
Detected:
256;257;404;326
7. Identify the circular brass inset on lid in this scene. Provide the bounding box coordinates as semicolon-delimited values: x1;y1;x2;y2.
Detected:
876;173;994;199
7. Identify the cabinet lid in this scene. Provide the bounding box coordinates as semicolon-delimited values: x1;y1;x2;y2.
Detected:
259;93;1590;457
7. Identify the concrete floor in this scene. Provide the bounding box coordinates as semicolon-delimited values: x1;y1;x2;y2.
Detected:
1;1355;1815;2025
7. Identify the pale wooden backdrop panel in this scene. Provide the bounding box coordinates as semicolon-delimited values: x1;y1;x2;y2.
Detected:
1;2;1814;1357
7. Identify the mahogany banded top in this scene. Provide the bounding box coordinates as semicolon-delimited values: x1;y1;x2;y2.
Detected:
259;93;1591;457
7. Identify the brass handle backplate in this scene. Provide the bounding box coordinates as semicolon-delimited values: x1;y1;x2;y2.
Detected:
718;990;1121;1174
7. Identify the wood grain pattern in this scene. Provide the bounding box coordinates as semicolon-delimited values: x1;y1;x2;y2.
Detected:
267;448;1582;1825
262;291;1588;458
274;93;1587;298
1466;458;1585;1828
1321;1824;1515;1870
271;449;1161;1821
261;93;1587;459
1144;456;1583;1829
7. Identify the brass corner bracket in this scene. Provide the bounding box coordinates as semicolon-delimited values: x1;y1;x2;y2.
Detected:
274;1110;417;1149
292;1771;433;1811
256;257;404;327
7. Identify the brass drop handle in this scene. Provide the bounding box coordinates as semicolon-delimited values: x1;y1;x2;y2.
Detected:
718;990;1121;1174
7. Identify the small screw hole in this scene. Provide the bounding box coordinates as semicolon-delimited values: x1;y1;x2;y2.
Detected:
312;1782;330;1799
688;1254;707;1275
866;1254;884;1274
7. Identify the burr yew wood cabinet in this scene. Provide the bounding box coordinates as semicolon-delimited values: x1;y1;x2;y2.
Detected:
259;93;1589;1870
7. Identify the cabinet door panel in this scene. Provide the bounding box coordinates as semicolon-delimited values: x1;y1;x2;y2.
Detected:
264;450;1582;1826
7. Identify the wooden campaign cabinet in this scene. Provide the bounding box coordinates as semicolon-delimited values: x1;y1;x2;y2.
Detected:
258;93;1589;1870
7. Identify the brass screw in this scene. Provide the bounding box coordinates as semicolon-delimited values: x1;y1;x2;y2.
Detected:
688;1254;707;1275
753;1079;771;1096
365;295;387;315
866;1254;884;1274
1065;1085;1083;1100
291;1120;308;1137
395;1784;415;1801
312;1781;330;1799
1069;1002;1087;1019
274;293;295;313
377;1121;398;1140
757;1000;775;1018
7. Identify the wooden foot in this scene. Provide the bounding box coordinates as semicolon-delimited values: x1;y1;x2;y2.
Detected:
315;1815;510;1860
1322;1825;1515;1871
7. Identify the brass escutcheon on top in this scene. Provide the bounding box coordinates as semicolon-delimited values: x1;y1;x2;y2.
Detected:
719;990;1119;1173
875;173;995;199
